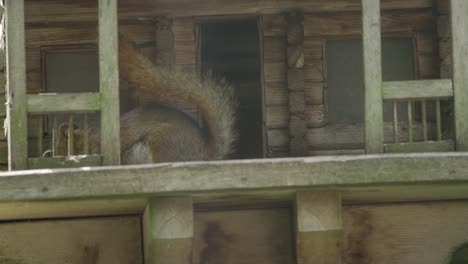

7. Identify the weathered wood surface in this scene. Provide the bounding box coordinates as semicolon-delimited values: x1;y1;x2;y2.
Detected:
343;201;468;264
451;0;468;151
307;122;438;150
143;197;193;264
296;191;342;264
27;93;101;113
384;140;454;153
193;208;295;264
382;79;453;100
24;0;434;24
0;153;468;203
362;0;384;153
6;0;28;170
0;216;142;264
99;0;120;165
304;9;434;37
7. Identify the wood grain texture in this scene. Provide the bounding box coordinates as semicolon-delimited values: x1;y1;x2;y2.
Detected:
193;208;295;264
6;0;28;170
144;197;193;264
343;201;468;264
27;93;101;113
304;10;434;37
23;0;434;24
0;216;142;264
382;79;453;99
362;0;384;153
98;0;120;165
450;0;468;150
296;191;342;264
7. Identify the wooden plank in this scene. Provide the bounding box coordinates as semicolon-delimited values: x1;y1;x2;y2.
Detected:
304;10;435;37
193;208;295;264
27;93;101;113
307;122;437;150
362;0;384;153
382;80;453;100
450;0;468;151
0;216;142;264
99;0;120;165
6;0;28;170
28;154;102;169
143;197;193;264
296;191;342;264
343;201;468;264
384;140;454;153
24;0;434;24
1;153;468;202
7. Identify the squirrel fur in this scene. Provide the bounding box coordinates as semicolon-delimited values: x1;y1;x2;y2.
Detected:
57;33;237;163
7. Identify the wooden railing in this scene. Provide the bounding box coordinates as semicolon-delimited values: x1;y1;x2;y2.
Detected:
5;0;120;170
361;0;468;154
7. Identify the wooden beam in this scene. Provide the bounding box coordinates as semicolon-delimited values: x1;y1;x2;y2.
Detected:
382;80;454;100
5;0;28;170
23;0;434;24
143;197;193;264
450;0;468;151
296;191;342;264
384;140;455;153
99;0;121;165
1;153;468;202
27;93;101;113
362;0;384;154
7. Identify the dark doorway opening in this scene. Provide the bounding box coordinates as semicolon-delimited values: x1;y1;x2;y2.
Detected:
200;19;264;159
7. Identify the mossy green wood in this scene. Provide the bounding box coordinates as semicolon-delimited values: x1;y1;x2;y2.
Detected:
1;153;468;202
5;0;28;170
99;0;121;165
451;0;468;151
362;0;384;154
143;197;193;264
27;93;101;113
384;140;454;153
382;80;454;100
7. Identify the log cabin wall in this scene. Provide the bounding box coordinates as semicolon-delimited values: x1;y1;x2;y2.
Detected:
262;7;440;157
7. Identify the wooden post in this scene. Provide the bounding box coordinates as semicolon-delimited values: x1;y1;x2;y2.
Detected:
287;12;307;157
450;0;468;151
143;197;194;264
296;191;342;264
362;0;384;153
5;0;28;170
99;0;120;165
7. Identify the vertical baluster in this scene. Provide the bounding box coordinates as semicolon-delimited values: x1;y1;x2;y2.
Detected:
52;115;58;156
393;100;398;143
83;114;89;155
407;100;413;142
421;100;428;141
37;115;43;157
67;114;74;156
436;99;442;141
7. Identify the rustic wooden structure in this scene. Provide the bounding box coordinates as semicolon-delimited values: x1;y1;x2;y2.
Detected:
0;0;467;263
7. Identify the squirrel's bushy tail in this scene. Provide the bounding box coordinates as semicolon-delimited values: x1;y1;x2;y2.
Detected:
118;33;237;159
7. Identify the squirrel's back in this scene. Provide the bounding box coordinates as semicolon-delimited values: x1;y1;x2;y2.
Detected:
118;34;237;162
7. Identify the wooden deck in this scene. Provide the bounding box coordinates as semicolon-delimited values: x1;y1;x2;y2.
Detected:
1;152;467;221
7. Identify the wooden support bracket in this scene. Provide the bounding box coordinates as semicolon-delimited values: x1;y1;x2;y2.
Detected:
143;196;194;264
296;191;342;264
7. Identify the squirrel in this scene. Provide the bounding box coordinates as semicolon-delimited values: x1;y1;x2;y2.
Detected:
55;33;237;164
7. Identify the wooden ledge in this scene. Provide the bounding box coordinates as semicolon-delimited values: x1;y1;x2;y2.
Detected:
0;153;468;202
0;153;468;220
